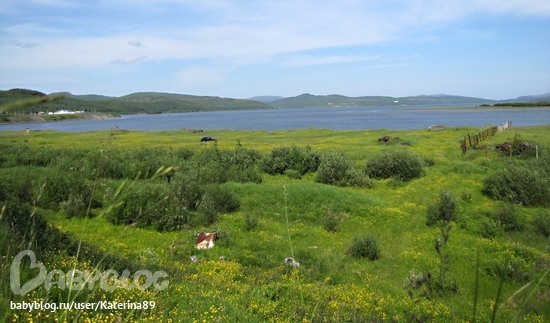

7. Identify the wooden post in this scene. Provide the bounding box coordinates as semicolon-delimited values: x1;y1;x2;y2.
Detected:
536;145;539;159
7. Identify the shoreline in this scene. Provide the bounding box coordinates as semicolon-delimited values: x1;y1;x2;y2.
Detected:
0;112;119;125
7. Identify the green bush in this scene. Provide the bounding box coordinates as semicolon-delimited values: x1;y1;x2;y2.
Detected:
244;213;259;231
532;210;550;237
173;168;203;211
263;145;320;176
0;167;36;203
426;190;457;226
194;147;262;184
488;203;523;231
323;208;339;233
105;182;175;227
60;194;88;218
365;150;424;181
316;151;370;187
34;168;92;210
348;235;380;260
482;160;549;206
198;185;240;214
155;206;190;232
479;218;502;239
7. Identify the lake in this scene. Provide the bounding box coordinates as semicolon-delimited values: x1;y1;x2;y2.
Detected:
1;105;549;132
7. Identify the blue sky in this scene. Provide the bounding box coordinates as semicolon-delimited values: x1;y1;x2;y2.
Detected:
1;0;549;99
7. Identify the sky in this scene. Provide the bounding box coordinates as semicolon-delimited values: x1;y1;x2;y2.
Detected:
1;0;549;99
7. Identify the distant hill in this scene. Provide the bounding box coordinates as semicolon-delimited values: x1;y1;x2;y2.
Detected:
508;93;550;103
2;89;549;115
269;93;496;108
0;89;272;114
248;95;285;103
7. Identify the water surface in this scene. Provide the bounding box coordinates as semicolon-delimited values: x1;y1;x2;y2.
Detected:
1;105;548;132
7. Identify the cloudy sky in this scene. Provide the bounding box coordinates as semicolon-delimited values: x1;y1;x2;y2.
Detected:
1;0;549;99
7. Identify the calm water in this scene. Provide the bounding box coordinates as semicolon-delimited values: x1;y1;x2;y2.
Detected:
1;105;549;132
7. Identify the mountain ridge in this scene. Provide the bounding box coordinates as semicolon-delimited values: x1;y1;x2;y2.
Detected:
1;88;549;114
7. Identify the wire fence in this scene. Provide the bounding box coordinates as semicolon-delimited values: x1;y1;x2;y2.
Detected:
460;121;511;154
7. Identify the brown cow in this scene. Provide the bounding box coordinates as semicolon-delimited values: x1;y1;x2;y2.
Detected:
378;136;390;142
195;232;217;250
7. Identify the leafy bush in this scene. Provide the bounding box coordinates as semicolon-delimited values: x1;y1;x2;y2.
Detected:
155;206;190;232
487;203;523;231
244;213;259;231
485;245;540;282
323;208;339;233
0;167;36;203
479;218;502;239
105;182;175;227
60;194;88;218
173;168;203;211
532;210;550;237
316;151;370;187
263;145;320;176
194;147;262;184
482;160;549;206
348;235;380;260
198;185;240;214
34;168;92;210
365;150;424;181
426;190;457;226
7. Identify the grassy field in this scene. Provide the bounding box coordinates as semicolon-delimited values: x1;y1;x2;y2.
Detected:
1;125;549;322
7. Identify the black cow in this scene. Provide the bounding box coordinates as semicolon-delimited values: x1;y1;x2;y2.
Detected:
201;137;216;143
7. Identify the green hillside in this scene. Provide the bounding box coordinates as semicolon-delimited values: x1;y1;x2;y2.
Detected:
0;89;272;115
270;93;496;108
1;125;548;322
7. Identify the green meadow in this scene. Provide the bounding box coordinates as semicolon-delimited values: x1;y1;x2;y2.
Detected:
1;125;549;322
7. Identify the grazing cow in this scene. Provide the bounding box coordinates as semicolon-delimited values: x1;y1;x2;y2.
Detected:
201;136;216;143
378;136;390;142
196;232;217;249
284;257;300;267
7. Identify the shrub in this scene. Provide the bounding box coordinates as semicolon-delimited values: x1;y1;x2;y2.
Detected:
34;168;92;210
173;169;203;211
60;194;88;218
532;210;550;237
482;160;549;206
193;147;262;184
488;203;523;231
365;150;424;181
244;213;259;231
105;182;174;227
198;185;240;214
348;235;380;260
426;190;457;226
155;206;190;232
263;145;320;176
284;169;302;179
479;218;502;239
323;208;339;233
316;151;370;187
